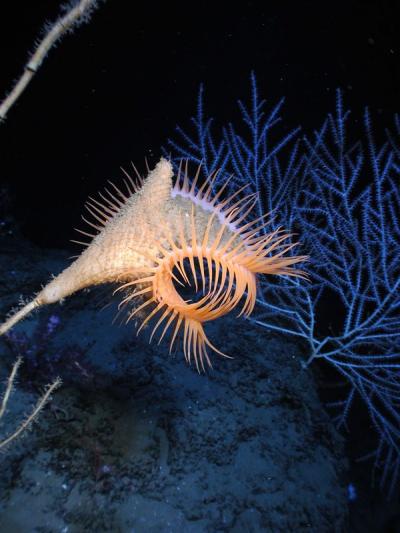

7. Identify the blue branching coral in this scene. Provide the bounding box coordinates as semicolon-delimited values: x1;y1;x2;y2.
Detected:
298;93;400;495
166;74;400;495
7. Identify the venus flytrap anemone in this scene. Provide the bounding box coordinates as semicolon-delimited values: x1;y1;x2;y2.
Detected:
0;158;307;371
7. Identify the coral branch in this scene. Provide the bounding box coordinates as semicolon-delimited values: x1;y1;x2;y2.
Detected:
0;0;102;122
0;358;61;450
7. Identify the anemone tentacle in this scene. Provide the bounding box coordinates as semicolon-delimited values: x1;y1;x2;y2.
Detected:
114;164;308;371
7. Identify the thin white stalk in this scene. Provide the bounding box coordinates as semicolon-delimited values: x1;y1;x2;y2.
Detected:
0;359;61;450
0;0;101;122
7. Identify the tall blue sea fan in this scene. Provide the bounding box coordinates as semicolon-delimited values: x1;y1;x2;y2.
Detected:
165;75;400;496
297;93;400;495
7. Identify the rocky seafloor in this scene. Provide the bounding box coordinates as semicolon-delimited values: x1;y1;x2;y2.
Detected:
0;233;349;532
